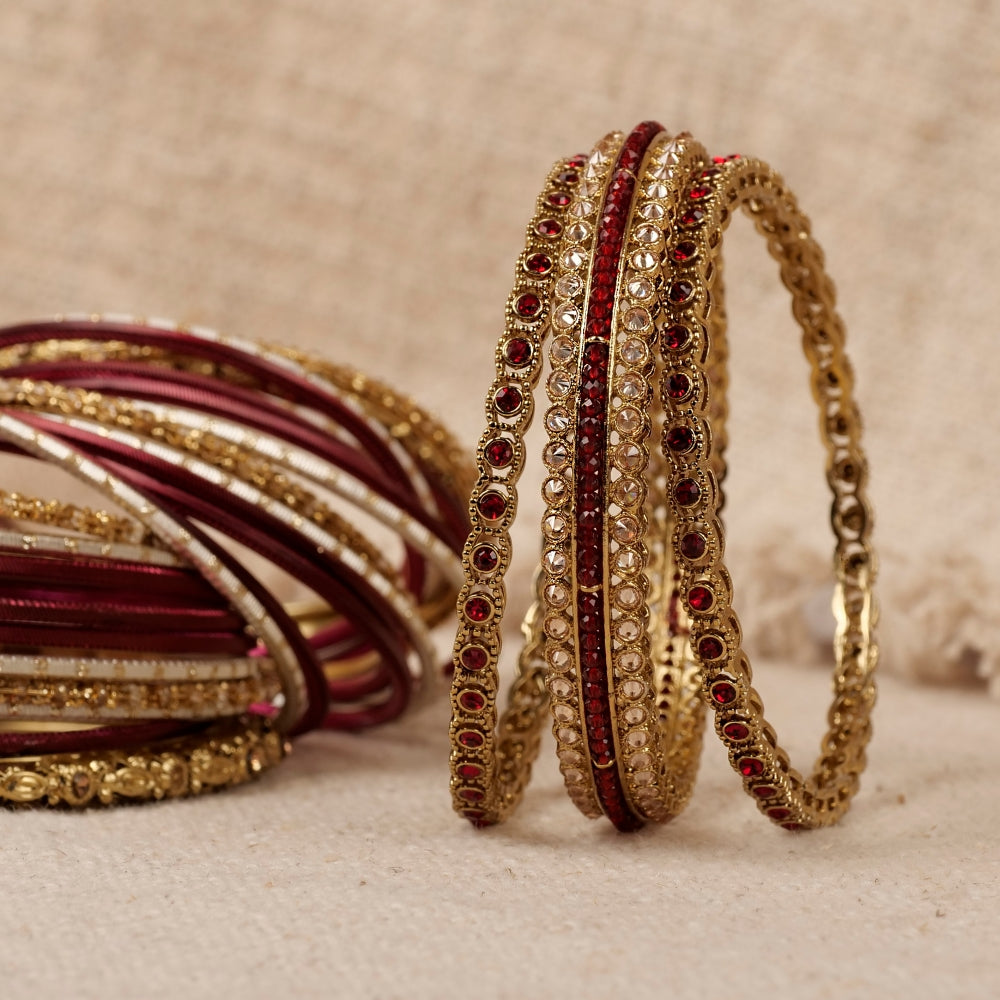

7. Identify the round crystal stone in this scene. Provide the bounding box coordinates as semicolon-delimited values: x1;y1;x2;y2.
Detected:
550;336;575;363
626;276;654;300
639;202;665;221
555;274;583;298
631;250;656;271
548;647;571;671
567;222;590;242
543;440;569;469
616;619;641;642
620;679;645;699
553;703;574;723
628;751;653;770
618;374;644;401
561;248;586;269
544;582;568;608
552;303;579;330
543;513;567;538
634;224;660;245
615;548;640;575
644;181;668;198
613;477;641;506
626;730;649;749
549;676;573;697
544;615;569;640
615;585;640;610
558;748;584;766
620;339;648;364
615;442;643;471
613;516;639;544
543;477;567;503
543;548;567;574
546;407;570;433
547;371;571;399
563;768;586;784
577;180;600;198
618;650;643;671
569;200;594;218
624;706;646;725
615;407;642;434
632;770;656;786
557;727;579;744
623;308;651;331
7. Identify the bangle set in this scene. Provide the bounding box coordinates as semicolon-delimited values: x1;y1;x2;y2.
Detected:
449;122;878;832
0;316;472;806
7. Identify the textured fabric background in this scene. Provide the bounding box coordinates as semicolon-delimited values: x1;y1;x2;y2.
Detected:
0;3;997;998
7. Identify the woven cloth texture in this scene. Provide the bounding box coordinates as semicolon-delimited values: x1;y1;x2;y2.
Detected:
0;4;998;999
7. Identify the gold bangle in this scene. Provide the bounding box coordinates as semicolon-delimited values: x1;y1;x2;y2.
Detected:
0;715;285;807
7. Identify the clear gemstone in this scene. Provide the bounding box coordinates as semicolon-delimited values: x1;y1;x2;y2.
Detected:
618;650;643;671
620;339;648;364
544;615;569;640
615;442;643;471
631;251;656;271
626;276;654;300
557;727;579;744
563;768;586;784
561;248;586;269
628;752;652;769
548;647;571;672
624;706;646;725
613;516;639;543
544;582;568;608
550;336;575;363
569;200;595;218
543;477;567;503
634;224;660;245
632;770;655;786
555;274;583;298
543;548;567;574
546;407;570;433
543;440;569;468
623;308;651;331
620;679;645;699
646;162;670;179
615;407;642;434
626;730;649;748
639;202;665;220
618;374;644;401
616;619;641;642
549;676;573;697
567;222;590;242
613;477;641;506
577;180;600;198
616;585;641;609
547;371;571;398
615;548;640;574
543;513;567;538
553;703;574;723
552;303;579;330
558;748;584;766
645;181;668;198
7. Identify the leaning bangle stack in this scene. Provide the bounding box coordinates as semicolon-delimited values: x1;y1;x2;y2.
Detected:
450;122;877;832
0;316;472;806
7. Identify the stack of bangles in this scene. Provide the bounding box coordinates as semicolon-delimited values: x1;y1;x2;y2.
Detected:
450;122;878;831
0;316;472;806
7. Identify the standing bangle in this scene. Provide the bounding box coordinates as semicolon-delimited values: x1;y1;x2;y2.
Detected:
659;150;877;830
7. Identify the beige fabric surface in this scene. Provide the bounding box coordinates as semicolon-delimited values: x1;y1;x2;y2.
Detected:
0;2;998;998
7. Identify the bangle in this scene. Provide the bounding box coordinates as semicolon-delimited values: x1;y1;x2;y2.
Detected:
659;151;877;830
0;715;285;807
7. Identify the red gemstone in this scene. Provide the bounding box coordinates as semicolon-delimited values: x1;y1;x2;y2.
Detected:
688;186;709;200
699;635;726;661
666;373;692;400
458;690;486;712
485;439;513;468
712;156;728;164
548;192;571;208
710;680;737;704
515;292;541;318
568;155;587;168
663;324;691;351
458;763;484;780
679;531;707;560
753;785;778;799
666;426;695;453
476;491;507;521
722;720;750;741
460;646;489;671
472;545;499;572
680;207;705;227
668;280;695;304
768;807;792;822
781;822;803;831
457;730;485;749
536;219;562;238
738;757;764;777
557;169;579;184
504;337;533;367
688;585;714;612
463;597;493;623
462;808;486;822
524;253;553;276
674;479;701;507
458;787;484;802
671;240;698;262
494;386;523;415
